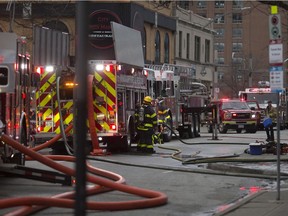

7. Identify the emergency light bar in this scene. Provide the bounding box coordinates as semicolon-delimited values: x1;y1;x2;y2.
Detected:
245;88;271;93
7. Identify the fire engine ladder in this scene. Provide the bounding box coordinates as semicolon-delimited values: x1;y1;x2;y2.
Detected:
0;164;72;186
37;90;55;132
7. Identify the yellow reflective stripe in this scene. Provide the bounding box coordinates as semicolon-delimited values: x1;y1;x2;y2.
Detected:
145;113;156;118
95;73;116;98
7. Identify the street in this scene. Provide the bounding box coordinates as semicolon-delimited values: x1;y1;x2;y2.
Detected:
1;128;288;215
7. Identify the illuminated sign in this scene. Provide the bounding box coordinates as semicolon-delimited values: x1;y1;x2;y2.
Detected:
89;10;122;49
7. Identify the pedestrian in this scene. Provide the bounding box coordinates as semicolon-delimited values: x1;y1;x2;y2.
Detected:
135;96;157;153
265;100;276;142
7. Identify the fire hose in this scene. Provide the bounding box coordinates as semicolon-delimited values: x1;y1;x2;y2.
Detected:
0;125;168;216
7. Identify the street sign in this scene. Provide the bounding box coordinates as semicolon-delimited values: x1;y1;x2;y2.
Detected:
269;66;283;91
269;43;283;64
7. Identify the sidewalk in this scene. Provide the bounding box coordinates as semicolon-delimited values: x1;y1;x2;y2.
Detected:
215;189;288;216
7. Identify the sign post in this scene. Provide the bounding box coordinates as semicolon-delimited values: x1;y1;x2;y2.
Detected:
268;5;282;201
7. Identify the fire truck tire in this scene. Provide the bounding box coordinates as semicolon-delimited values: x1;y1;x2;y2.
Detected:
218;123;227;134
127;118;136;151
188;124;194;138
163;120;172;142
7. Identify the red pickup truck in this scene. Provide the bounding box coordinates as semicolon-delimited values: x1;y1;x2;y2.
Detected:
206;99;258;133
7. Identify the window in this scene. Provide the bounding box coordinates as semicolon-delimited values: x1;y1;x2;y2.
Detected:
232;42;242;52
233;0;244;8
217;57;225;64
44;20;69;33
215;43;225;52
164;33;169;63
215;28;225;37
197;1;206;8
215;1;224;8
186;33;190;59
205;39;210;63
232;13;242;24
194;36;200;62
214;14;225;24
199;13;207;18
218;71;224;80
232;57;243;64
232;28;242;38
155;30;161;63
178;1;189;10
179;31;182;58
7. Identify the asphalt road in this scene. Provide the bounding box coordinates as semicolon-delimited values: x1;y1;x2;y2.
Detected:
0;128;287;215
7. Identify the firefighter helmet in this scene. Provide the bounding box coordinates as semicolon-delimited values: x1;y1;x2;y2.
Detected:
143;96;152;104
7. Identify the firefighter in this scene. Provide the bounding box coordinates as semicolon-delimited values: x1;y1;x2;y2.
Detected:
265;100;276;142
156;96;171;143
135;96;157;153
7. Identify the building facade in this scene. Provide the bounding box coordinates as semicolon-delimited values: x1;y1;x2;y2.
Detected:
190;0;288;98
0;1;215;96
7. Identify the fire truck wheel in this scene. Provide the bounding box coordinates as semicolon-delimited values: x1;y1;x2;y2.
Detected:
163;121;172;142
218;123;227;134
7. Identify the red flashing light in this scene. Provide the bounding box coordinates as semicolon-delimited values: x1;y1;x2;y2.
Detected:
105;65;113;72
110;124;116;130
144;70;148;77
35;66;44;74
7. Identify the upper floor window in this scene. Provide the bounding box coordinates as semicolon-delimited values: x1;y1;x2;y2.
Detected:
214;14;225;24
232;42;243;52
215;42;225;52
179;31;182;58
215;28;225;37
155;30;161;63
232;57;243;64
199;13;207;18
217;57;225;64
218;71;224;80
232;13;242;24
232;28;243;38
215;1;225;8
164;33;170;63
186;33;190;59
233;0;244;8
194;36;201;62
197;1;206;8
205;39;210;63
43;20;69;33
177;1;189;10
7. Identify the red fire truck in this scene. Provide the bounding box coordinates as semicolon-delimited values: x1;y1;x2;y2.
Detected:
0;32;36;165
145;63;210;139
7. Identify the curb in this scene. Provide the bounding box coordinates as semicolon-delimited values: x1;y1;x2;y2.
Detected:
213;190;267;216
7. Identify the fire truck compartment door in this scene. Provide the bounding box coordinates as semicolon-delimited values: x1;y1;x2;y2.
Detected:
0;64;16;93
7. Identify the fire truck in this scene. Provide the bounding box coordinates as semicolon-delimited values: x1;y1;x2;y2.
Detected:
33;22;147;152
144;63;210;139
0;32;36;165
239;86;288;129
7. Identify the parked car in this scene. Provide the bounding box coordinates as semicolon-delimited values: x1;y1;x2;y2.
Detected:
206;99;258;134
245;100;266;130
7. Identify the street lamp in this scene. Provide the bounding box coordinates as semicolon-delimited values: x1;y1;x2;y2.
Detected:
202;7;251;30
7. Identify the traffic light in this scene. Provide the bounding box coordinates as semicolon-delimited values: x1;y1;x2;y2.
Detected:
269;14;281;40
